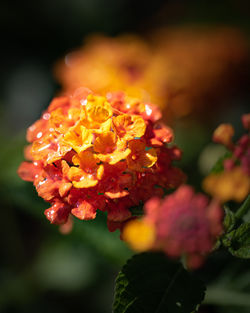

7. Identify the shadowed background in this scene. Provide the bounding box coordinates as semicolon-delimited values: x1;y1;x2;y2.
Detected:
0;1;250;312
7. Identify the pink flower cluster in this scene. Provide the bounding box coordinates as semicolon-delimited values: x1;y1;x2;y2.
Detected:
123;185;223;268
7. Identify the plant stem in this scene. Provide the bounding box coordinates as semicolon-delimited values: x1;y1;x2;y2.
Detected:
235;195;250;220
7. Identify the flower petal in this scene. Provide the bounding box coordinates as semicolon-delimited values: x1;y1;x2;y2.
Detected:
112;114;146;141
71;200;97;220
86;94;113;123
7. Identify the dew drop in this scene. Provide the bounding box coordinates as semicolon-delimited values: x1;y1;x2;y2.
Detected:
37;131;43;139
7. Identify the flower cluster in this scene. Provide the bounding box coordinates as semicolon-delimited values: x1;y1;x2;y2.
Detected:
123;185;223;268
55;29;248;121
203;113;250;203
54;35;161;106
18;88;185;228
150;27;249;118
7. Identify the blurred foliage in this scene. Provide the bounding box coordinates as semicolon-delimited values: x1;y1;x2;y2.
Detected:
210;152;233;175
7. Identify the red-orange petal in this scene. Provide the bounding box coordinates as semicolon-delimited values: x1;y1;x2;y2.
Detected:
71;200;97;220
44;201;71;224
17;162;39;182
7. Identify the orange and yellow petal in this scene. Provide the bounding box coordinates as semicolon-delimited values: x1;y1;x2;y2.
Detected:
63;123;93;153
105;189;129;199
49;108;67;133
61;160;70;176
85;94;113;123
31;133;71;164
80;117;112;134
59;182;72;197
72;150;98;168
98;148;131;165
30;135;54;161
94;131;116;153
69;151;104;187
67;167;98;188
49;106;81;134
46;142;72;164
112;114;146;141
127;140;157;171
96;163;104;179
68;107;82;122
125;96;146;114
26;118;49;143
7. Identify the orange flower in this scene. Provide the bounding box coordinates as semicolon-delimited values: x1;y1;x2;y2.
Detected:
31;133;71;165
94;131;131;164
112;114;146;141
63;123;93;154
213;124;235;148
203;167;250;203
18;89;185;228
203;114;250;202
68;151;104;188
26;117;49;143
127;139;157;172
85;94;113;123
55;30;248;122
49;107;81;134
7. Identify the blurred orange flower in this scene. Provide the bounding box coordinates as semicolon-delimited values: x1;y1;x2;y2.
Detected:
55;28;249;121
203;113;250;202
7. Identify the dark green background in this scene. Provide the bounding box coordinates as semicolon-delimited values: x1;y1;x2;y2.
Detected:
0;1;250;312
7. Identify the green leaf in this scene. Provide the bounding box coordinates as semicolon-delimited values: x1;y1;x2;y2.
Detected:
223;207;236;233
113;252;206;313
235;195;250;221
227;223;250;258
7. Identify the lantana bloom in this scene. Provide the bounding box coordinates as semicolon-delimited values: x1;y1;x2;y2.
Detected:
123;185;223;268
18;88;185;229
54;35;164;109
203;113;250;203
55;29;248;121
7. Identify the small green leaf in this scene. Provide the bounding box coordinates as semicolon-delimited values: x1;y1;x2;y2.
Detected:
227;223;250;258
235;195;250;221
113;252;206;313
223;207;236;233
222;231;235;248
